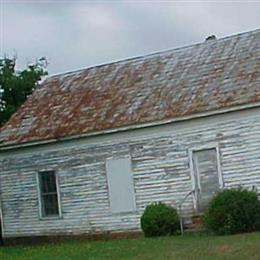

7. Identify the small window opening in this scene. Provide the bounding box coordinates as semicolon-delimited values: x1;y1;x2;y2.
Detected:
38;171;60;217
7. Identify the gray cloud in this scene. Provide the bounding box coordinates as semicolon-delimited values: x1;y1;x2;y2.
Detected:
1;1;260;75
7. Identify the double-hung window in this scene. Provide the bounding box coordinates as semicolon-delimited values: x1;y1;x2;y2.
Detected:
38;170;60;218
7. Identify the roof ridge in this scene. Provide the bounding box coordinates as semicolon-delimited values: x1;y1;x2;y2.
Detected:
46;28;260;81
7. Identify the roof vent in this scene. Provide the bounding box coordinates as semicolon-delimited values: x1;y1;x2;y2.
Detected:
205;35;217;41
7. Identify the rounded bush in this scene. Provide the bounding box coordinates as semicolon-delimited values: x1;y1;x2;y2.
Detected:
204;188;260;235
141;202;180;237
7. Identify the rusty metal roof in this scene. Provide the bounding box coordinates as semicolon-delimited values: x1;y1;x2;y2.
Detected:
1;29;259;146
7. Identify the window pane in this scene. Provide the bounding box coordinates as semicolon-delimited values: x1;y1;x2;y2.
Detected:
38;171;60;217
42;194;59;216
40;171;57;193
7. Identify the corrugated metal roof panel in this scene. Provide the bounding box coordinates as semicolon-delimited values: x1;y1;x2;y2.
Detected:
1;29;259;145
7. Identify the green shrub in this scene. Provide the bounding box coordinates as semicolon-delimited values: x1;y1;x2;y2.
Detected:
141;202;180;237
204;188;260;235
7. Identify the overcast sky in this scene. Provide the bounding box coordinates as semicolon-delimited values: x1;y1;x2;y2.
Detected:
1;0;260;76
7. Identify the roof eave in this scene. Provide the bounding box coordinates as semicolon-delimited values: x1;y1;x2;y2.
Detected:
1;101;260;152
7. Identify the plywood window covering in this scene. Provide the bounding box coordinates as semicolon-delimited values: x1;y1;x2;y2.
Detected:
38;171;59;217
106;157;136;213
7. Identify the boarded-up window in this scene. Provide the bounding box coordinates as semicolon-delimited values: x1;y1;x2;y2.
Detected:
38;171;60;217
106;157;136;213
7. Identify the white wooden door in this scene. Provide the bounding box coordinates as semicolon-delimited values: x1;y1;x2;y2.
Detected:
192;148;221;212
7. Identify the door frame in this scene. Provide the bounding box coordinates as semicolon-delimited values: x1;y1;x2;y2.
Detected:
0;198;4;245
188;143;224;212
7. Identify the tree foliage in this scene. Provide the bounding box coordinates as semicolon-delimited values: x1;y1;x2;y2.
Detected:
0;57;48;126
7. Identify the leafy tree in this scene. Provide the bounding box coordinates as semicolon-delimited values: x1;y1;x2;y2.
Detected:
0;56;48;126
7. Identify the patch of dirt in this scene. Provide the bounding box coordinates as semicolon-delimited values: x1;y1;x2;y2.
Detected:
216;244;234;253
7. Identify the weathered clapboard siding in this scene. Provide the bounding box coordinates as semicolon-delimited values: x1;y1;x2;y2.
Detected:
1;107;260;238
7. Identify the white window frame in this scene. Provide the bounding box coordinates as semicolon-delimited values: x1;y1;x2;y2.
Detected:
36;169;62;219
188;143;223;211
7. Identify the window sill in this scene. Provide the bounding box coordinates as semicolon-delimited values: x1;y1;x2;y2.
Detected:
39;215;63;221
110;209;138;215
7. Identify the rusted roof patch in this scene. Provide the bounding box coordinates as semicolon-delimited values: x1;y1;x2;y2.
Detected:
0;29;259;146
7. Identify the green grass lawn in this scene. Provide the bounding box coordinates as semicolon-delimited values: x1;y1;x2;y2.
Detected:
1;232;260;260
